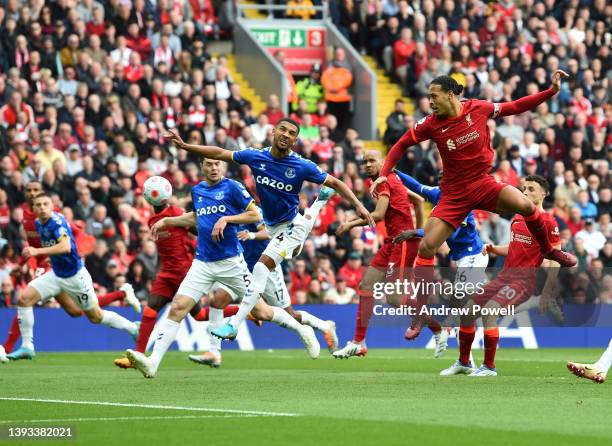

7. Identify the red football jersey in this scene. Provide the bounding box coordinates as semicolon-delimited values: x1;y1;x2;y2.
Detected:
504;212;561;268
411;100;499;194
149;205;193;277
21;204;42;248
368;173;415;239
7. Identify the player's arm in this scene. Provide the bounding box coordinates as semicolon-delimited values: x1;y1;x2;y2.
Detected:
482;244;509;257
393;168;441;204
151;211;196;238
407;189;424;229
237;223;270;241
22;234;71;259
324;175;375;227
336;195;389;235
212;201;261;242
496;70;568;117
538;249;561;313
163;128;234;162
370;130;420;194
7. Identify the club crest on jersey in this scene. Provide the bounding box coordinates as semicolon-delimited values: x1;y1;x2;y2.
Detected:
285;168;296;179
446;138;456;151
465;113;472;126
215;191;225;200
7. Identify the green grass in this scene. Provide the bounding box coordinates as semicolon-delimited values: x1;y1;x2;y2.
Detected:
0;349;610;445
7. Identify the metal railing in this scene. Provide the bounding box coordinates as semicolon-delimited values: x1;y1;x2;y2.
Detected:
237;3;329;20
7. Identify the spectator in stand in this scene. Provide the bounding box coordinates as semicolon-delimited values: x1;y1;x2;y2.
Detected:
383;99;407;146
286;0;316;20
337;251;365;291
295;64;324;113
263;94;284;126
321;48;353;129
290;257;312;302
576;220;607;259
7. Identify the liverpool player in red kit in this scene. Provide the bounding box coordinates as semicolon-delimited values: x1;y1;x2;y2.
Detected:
331;151;446;358
114;190;240;368
372;71;576;339
2;181;140;359
441;175;561;376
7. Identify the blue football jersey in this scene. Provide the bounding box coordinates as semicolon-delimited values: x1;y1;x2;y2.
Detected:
36;212;82;278
394;170;483;261
192;178;255;262
238;221;269;271
232;147;328;226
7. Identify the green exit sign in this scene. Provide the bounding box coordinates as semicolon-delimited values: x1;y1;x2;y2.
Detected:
252;28;307;48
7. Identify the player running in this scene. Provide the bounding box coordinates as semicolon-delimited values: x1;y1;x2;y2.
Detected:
391;169;489;357
567;338;612;384
113;176;241;369
372;72;576;339
126;158;321;378
8;193;139;360
163;118;374;341
332;150;431;358
440;175;561;377
189;198;338;367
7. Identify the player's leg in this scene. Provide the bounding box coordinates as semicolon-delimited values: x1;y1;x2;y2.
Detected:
97;284;141;313
55;293;86;317
567;338;612;384
494;185;576;266
302;185;335;234
468;303;500;377
440;300;480;375
3;314;21;354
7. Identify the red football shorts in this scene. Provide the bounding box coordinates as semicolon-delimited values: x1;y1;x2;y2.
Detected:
472;276;532;308
150;273;185;300
430;175;508;228
370;239;419;280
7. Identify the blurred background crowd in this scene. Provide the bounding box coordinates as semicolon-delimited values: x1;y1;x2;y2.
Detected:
0;0;609;310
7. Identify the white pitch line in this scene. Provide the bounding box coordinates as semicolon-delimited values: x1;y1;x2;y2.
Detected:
0;397;298;417
0;414;259;424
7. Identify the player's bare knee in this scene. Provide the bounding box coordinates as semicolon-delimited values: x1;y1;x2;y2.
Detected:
259;255;276;271
86;309;103;324
18;287;39;307
66;308;82;318
418;239;437;258
210;290;232;309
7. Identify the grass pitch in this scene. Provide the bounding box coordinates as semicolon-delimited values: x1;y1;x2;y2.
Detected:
0;348;610;445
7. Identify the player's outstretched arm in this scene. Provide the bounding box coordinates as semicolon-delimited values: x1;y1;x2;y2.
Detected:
151;212;196;238
324;175;376;227
497;69;568;117
212;202;261;242
237;223;270;241
482;243;509;257
370;132;419;194
22;235;71;259
163;129;234;162
393;169;441;204
336;195;389;235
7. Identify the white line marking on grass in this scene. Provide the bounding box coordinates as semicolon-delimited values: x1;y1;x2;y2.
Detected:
0;415;259;424
0;397;298;417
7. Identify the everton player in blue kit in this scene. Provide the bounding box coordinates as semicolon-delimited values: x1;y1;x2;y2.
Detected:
9;193;139;360
126;158;321;377
163;120;373;341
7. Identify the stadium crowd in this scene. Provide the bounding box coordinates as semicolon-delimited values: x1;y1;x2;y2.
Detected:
0;0;610;310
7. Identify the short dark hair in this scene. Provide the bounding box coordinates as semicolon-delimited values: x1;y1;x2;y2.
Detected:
276;117;300;134
524;175;550;194
32;192;52;202
430;75;464;95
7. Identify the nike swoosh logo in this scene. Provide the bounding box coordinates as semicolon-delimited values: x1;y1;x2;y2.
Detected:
441;127;450;133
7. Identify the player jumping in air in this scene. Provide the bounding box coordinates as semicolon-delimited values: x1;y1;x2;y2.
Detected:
126;157;322;378
332;150;432;358
371;71;577;340
113;174;242;369
7;193;139;360
567;338;612;384
440;175;561;377
163;118;374;341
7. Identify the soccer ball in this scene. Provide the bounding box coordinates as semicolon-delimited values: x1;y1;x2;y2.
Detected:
143;176;172;207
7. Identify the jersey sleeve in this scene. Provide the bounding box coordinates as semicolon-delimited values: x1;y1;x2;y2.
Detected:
412;115;432;143
232;181;255;211
472;100;499;118
52;220;69;242
380;117;430;176
393;169;441;204
231;148;259;165
546;217;561;246
302;159;328;184
374;181;391;198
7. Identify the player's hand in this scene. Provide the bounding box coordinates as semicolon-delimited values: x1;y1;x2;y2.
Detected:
163;128;186;149
212;218;227;242
237;230;250;241
150;219;167;239
356;204;376;228
393;230;422;244
336;222;352;236
551;69;569;93
369;176;387;195
482;244;494;256
22;246;38;260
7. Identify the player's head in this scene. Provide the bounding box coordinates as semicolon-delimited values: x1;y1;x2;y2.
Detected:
363;150;382;178
32;192;54;221
200;156;224;184
428;75;464;117
25;181;43;205
272;118;300;153
523;175;549;206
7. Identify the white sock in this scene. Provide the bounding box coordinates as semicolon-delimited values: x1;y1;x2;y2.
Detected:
233;262;270;327
514;295;541;313
304;199;326;233
271;307;304;333
101;310;137;334
17;307;34;350
594;338;612;373
208;308;223;355
298;311;329;332
149;318;180;366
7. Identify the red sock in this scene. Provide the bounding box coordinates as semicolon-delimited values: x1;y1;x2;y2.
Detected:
523;207;553;253
3;315;21;353
193;307;209;321
192;305;240;321
98;290;125;307
483;327;499;370
135;306;158;353
354;293;375;342
223;305;239;318
459;325;476;365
